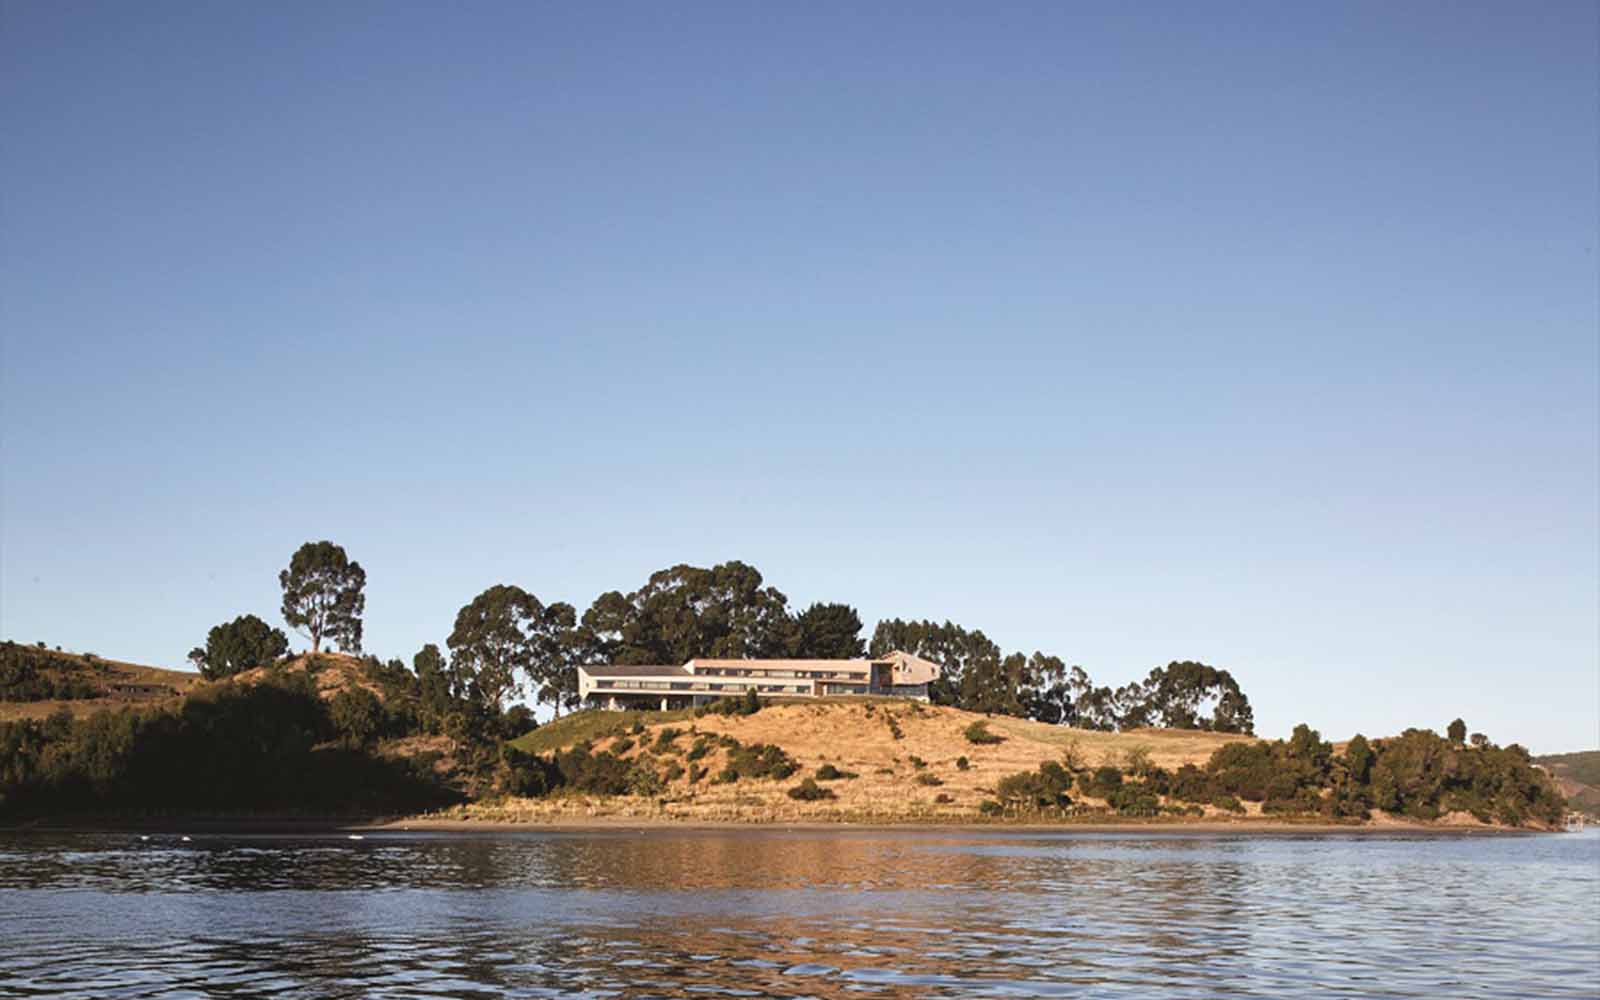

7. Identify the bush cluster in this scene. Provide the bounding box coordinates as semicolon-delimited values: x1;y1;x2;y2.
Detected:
963;721;1002;745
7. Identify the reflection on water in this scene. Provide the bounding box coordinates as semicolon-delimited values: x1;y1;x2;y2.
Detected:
2;828;1596;998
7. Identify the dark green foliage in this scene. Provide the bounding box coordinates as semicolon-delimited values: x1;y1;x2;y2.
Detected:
1345;734;1374;783
0;643;102;702
1447;718;1467;745
909;755;927;769
612;737;636;754
978;799;1003;816
551;745;639;796
577;561;797;666
499;745;558;797
194;614;289;680
955;756;970;771
0;676;456;818
688;763;707;784
1211;793;1245;813
1206;732;1326;803
652;727;683;752
1192;724;1565;827
794;602;866;659
1077;765;1124;799
1107;784;1161;816
963;721;1002;745
725;742;798;780
814;763;857;781
686;736;712;761
915;772;944;786
698;692;763;717
662;762;685;783
713;766;739;784
995;761;1075;811
885;715;904;740
788;778;835;801
328;687;382;748
447;584;575;714
279;541;366;654
1169;764;1211;802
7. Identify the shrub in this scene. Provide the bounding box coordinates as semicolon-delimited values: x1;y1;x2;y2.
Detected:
653;728;683;752
815;763;857;781
1107;784;1160;816
713;767;739;784
964;721;1002;745
726;743;798;780
1169;763;1212;803
788;778;835;801
662;762;685;783
915;773;944;787
1077;766;1124;799
995;761;1073;810
328;687;382;749
629;720;645;735
935;793;954;804
688;764;707;784
611;737;636;755
955;756;970;771
978;799;1003;816
686;737;712;761
1211;794;1245;814
909;755;927;770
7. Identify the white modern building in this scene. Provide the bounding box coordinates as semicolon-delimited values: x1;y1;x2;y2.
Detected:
577;650;943;711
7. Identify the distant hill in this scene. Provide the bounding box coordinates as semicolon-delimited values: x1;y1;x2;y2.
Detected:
1535;750;1600;817
0;641;201;721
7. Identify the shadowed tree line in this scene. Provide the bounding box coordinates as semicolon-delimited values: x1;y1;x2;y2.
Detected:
986;719;1565;827
0;673;458;819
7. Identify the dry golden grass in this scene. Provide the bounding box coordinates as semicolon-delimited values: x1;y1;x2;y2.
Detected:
449;700;1260;825
0;647;202;721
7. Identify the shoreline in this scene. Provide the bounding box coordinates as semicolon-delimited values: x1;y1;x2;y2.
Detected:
363;815;1538;836
5;814;1539;836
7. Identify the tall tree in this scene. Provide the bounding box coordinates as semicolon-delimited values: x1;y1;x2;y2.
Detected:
413;643;455;731
192;614;288;680
279;541;366;653
446;585;572;715
868;619;1002;707
793;602;866;659
578;561;797;665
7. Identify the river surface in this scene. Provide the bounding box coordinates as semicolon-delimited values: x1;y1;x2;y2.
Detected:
1;827;1596;998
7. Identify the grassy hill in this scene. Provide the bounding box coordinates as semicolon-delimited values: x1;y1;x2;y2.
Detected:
0;641;202;721
488;700;1257;824
1535;751;1600;818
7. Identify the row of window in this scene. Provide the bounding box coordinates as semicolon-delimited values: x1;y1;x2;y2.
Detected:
692;668;868;681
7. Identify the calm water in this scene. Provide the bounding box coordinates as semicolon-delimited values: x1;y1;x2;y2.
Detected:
1;827;1596;998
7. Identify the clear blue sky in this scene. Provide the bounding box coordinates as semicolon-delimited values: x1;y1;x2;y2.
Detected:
3;3;1596;752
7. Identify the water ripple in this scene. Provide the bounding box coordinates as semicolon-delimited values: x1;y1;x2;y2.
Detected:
1;829;1596;998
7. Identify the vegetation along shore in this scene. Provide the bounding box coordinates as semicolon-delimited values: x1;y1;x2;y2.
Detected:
1;541;1581;832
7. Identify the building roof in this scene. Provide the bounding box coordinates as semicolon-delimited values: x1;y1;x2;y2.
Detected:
685;658;877;670
578;663;690;678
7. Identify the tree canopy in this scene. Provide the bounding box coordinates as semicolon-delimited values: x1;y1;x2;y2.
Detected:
576;561;796;665
190;614;288;680
446;585;574;715
279;541;366;653
793;602;866;659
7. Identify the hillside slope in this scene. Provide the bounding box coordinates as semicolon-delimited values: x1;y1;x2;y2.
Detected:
1536;751;1600;818
0;642;201;721
487;700;1257;824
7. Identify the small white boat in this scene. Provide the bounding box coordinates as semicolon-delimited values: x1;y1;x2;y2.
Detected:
346;834;365;841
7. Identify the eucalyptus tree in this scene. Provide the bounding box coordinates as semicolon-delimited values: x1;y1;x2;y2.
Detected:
279;541;366;653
